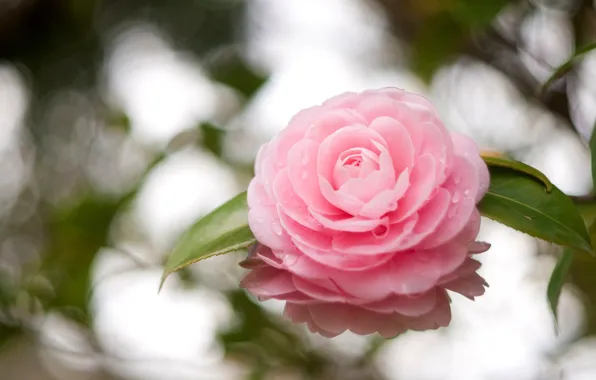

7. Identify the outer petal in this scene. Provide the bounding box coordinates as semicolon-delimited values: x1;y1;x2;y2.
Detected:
333;235;470;299
240;267;297;297
304;108;368;142
451;131;490;202
287;139;341;215
360;289;438;316
293;240;394;271
421;156;479;249
273;169;323;231
247;180;293;251
321;91;362;109
278;209;333;252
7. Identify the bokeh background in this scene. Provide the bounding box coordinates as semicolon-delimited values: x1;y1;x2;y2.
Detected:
2;0;596;379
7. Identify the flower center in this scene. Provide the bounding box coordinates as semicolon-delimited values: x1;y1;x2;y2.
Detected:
333;147;380;188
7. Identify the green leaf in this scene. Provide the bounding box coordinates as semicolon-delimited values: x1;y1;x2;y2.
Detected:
482;155;553;193
451;0;510;28
208;50;267;98
160;191;255;289
547;249;574;332
567;222;596;334
412;13;465;82
479;167;593;254
541;42;596;96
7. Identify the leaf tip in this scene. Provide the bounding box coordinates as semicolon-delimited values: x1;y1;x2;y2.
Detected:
158;272;170;294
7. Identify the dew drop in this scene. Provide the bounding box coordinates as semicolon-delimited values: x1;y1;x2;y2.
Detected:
301;154;310;165
373;224;389;238
463;189;471;197
453;176;461;185
388;201;398;211
452;193;461;204
272;221;283;236
282;254;298;266
404;220;416;231
447;208;457;219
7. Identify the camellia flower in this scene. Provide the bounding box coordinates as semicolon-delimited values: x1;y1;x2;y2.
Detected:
240;88;490;338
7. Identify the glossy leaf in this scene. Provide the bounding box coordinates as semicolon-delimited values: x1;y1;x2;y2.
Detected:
478;167;593;254
160;191;255;289
482;155;553;192
547;249;574;332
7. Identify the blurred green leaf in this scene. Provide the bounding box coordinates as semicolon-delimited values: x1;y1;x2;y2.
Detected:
482;155;553;192
450;0;510;28
577;200;596;228
568;221;596;335
201;122;226;157
0;324;21;353
547;248;574;331
160;191;255;289
42;197;123;325
478;167;593;254
220;290;326;375
412;13;464;82
208;51;267;98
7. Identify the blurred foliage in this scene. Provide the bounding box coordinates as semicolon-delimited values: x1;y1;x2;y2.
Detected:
0;0;596;379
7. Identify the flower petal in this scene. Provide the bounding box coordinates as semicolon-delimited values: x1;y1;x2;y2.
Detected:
369;116;415;175
273;169;323;230
240;267;296;297
359;169;410;219
248;181;293;251
287;139;341;215
421;156;479;249
388;154;436;223
451;131;490;202
317;125;386;183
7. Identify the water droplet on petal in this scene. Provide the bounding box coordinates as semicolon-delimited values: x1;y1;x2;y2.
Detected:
454;176;461;184
404;219;416;231
301;154;309;165
464;189;471;197
447;208;458;219
272;221;283;236
282;254;298;266
452;193;461;204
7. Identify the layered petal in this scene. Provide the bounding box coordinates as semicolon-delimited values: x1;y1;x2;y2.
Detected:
243;88;490;338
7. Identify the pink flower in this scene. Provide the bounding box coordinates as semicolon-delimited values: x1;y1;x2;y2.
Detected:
241;88;490;338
